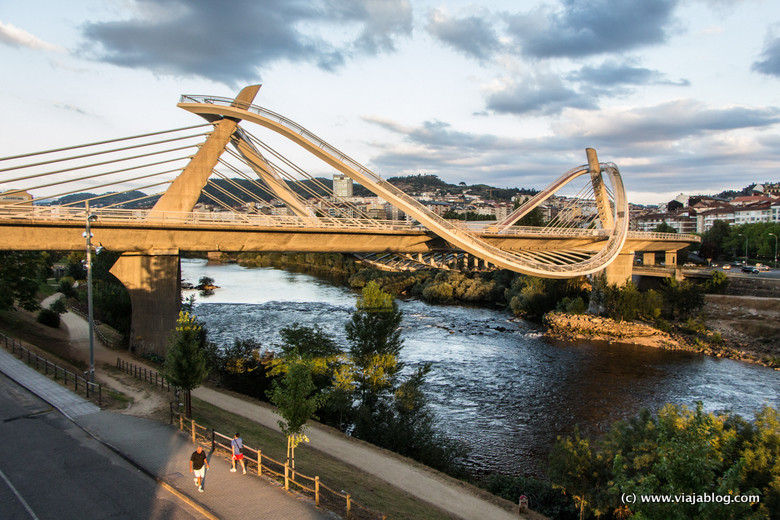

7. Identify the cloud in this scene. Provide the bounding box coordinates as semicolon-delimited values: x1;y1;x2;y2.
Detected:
752;31;780;77
331;0;412;54
568;60;689;88
425;8;500;61
555;99;780;147
79;0;412;86
505;0;679;58
485;72;597;116
0;20;63;52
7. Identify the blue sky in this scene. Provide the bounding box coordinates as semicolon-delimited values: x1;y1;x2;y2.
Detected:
2;0;780;205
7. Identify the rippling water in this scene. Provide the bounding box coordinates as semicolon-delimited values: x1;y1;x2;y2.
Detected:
182;258;780;476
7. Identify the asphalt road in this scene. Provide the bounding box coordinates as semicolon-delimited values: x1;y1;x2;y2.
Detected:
0;373;204;520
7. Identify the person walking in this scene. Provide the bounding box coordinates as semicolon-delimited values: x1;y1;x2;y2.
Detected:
190;445;210;492
231;432;246;474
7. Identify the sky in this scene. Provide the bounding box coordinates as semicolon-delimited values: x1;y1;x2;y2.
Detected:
2;0;780;205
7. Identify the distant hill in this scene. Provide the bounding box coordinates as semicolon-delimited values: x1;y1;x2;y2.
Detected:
39;174;541;208
45;190;157;208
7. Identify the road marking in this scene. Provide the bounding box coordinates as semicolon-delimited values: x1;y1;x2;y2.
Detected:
0;467;40;520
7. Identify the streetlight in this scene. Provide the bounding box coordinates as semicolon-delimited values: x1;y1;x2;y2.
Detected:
738;233;748;265
83;203;98;383
769;233;778;268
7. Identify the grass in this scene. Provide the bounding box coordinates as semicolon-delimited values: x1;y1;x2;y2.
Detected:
190;396;459;520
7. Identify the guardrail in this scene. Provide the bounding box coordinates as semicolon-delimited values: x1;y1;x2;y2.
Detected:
68;304;123;349
1;332;102;405
116;358;172;392
171;409;386;520
0;205;418;232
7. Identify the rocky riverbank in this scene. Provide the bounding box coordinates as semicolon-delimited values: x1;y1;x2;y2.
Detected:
543;301;780;370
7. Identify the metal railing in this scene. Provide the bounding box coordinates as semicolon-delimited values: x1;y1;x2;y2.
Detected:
116;358;173;392
0;203;692;241
1;332;102;405
172;410;387;520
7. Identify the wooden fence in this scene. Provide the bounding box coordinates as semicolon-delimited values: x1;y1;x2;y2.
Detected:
68;304;122;348
0;332;102;405
171;409;387;520
116;358;172;392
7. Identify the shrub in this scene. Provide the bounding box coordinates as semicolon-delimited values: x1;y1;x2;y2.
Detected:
58;276;76;298
48;297;67;315
704;270;729;294
37;308;60;328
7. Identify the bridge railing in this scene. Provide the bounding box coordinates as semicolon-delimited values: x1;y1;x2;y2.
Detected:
0;203;685;241
0;204;419;231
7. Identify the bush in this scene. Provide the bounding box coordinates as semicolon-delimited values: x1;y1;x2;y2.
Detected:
48;297;67;315
37;308;60;328
704;270;729;294
58;276;76;298
557;296;587;315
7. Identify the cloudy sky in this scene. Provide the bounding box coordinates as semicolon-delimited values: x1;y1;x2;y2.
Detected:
2;0;780;205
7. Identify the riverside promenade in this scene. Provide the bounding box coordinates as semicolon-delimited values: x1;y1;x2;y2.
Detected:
0;346;332;520
1;300;529;520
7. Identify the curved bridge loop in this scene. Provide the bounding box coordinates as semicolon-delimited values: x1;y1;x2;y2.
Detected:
178;94;629;278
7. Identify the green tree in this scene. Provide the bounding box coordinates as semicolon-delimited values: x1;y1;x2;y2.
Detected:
163;311;209;417
549;428;610;520
661;277;705;320
266;357;327;472
517;206;546;227
654;222;678;234
700;220;731;262
0;251;47;312
346;281;404;411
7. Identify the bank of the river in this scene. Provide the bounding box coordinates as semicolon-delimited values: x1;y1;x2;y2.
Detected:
543;297;780;370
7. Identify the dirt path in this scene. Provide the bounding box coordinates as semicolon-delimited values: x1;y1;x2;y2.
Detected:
44;294;170;420
47;295;529;520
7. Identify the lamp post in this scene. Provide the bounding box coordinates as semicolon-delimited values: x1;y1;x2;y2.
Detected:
738;233;748;265
769;233;778;268
83;203;97;383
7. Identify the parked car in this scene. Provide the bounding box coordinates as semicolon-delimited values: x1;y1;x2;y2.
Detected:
742;266;759;274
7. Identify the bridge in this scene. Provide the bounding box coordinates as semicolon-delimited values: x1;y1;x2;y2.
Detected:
0;85;698;355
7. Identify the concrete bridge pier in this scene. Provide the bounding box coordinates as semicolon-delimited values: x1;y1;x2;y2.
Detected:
603;252;635;286
110;251;181;357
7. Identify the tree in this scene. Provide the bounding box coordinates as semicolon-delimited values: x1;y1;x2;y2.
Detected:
661;277;705;320
346;281;404;407
267;356;327;472
163;311;209;417
549;428;609;520
516;206;545;227
0;251;47;312
654;221;677;234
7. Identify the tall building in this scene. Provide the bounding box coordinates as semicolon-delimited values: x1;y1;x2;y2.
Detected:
333;174;353;198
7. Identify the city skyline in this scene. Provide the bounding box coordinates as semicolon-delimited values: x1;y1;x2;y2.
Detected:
2;0;780;205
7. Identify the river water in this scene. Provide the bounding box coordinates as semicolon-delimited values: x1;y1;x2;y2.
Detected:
182;258;780;476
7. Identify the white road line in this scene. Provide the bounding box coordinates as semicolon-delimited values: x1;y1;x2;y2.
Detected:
0;466;40;520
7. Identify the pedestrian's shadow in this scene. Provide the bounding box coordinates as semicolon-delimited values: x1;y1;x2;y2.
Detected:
200;449;215;491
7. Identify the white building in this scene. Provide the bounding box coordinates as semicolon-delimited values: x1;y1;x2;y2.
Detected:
333;174;353;198
734;202;772;225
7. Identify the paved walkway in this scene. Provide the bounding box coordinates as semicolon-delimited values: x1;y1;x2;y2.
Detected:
0;347;332;520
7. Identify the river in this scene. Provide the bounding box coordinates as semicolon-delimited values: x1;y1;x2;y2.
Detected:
182;258;780;477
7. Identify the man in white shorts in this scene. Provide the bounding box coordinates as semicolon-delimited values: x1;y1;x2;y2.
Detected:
189;445;209;492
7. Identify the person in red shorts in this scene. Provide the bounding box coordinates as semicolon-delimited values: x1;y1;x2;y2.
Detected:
230;432;246;474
